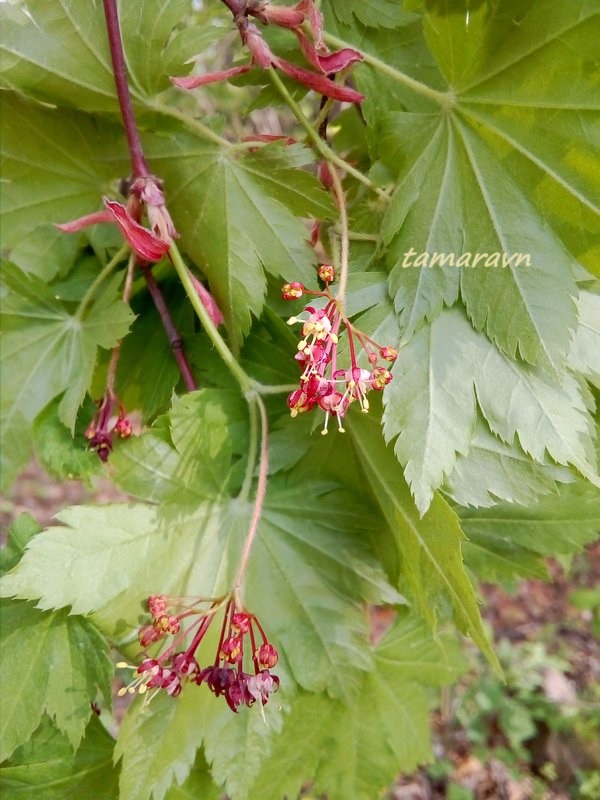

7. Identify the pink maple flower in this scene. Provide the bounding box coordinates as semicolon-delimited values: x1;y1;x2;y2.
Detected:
283;275;399;434
118;595;280;713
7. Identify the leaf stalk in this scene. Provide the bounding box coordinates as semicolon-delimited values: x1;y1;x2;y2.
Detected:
324;32;453;109
267;68;390;201
75;244;129;321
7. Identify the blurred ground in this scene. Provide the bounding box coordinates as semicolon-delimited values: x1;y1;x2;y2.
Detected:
1;460;127;533
2;462;599;800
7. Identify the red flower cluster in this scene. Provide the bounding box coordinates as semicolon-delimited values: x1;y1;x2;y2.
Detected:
85;393;132;462
118;595;279;713
282;269;398;434
171;0;364;104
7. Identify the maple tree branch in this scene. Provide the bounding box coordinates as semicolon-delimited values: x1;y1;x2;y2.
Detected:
141;266;198;392
102;0;149;178
102;0;198;391
219;0;246;16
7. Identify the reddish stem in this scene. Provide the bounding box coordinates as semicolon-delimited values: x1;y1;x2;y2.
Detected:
347;324;358;369
329;312;342;375
251;615;268;643
102;0;149;178
141;267;198;392
183;614;213;660
214;598;233;666
248;621;259;672
220;0;246;16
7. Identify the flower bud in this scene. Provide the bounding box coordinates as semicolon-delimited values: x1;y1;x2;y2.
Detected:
231;612;251;634
282;281;304;300
380;346;398;363
256;642;279;669
318;264;335;283
220;636;243;663
259;3;305;28
370;367;392;390
244;23;274;68
147;594;169;619
318;161;334;189
139;624;163;648
114;415;132;438
156;614;181;634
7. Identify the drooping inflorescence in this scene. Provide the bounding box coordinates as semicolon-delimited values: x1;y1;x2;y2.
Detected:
85;392;132;462
282;267;398;434
117;594;279;713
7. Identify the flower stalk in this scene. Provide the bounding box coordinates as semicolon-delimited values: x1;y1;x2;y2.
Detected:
119;593;280;712
233;395;269;599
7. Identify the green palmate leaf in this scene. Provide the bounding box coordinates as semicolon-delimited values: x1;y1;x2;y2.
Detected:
0;491;395;698
1;391;399;698
164;755;221;800
114;283;197;421
444;419;574;509
349;411;499;672
383;306;599;514
117;0;195;97
2;96;330;348
0;93;126;276
0;515;41;576
0;0;199;111
568;291;600;389
32;398;100;485
249;616;465;800
0;601;112;761
382;307;475;513
462;531;549;584
8;225;81;284
334;1;599;364
0;0;115;112
111;389;247;503
145;137;333;343
115;658;283;800
115;690;207;800
0;264;133;488
330;0;417;28
0;716;119;800
460;480;600;559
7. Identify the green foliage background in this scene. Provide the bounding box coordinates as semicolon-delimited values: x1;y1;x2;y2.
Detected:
1;1;599;798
